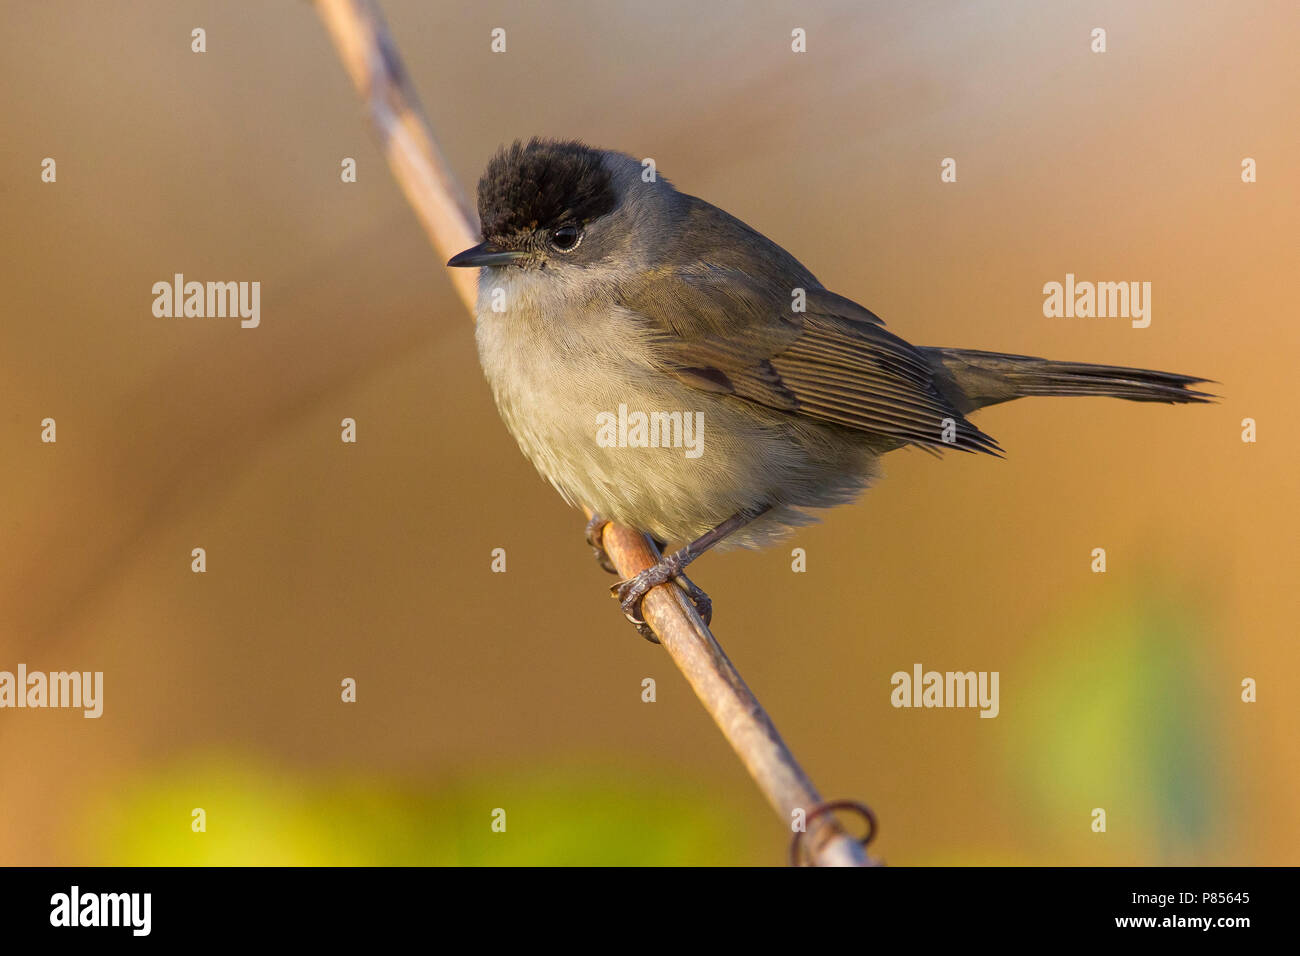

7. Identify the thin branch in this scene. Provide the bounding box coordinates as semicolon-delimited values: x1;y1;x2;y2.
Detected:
314;0;877;866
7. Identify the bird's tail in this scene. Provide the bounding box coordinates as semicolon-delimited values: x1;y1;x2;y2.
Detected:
925;347;1215;414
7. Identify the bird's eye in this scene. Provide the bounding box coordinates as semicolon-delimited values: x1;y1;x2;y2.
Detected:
548;224;582;252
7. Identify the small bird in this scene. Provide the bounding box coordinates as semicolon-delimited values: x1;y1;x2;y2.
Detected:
449;138;1211;635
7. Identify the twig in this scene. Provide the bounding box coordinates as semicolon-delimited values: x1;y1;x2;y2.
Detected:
314;0;877;866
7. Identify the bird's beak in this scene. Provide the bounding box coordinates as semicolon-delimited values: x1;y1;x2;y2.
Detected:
446;241;527;268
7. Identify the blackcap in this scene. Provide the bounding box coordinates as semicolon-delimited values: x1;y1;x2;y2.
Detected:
449;139;1210;632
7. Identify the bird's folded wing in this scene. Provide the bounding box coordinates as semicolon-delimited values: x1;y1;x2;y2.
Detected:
620;268;1001;454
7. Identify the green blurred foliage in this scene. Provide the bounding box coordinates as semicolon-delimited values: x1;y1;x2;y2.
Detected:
81;758;763;866
1011;591;1219;862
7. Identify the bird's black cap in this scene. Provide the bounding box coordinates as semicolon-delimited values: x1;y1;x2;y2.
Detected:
477;138;617;242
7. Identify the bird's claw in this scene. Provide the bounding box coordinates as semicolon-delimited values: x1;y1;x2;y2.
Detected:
675;572;712;625
584;514;618;575
611;565;713;640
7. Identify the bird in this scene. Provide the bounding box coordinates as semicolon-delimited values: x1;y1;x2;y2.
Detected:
448;138;1212;637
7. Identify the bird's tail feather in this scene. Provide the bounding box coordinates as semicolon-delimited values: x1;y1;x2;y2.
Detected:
926;347;1215;413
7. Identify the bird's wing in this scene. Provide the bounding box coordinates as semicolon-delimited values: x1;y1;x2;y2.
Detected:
619;265;1001;455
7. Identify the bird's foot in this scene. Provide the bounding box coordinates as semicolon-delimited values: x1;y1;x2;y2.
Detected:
584;513;618;575
612;554;713;639
672;571;712;625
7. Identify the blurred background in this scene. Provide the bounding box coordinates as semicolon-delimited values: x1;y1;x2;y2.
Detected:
1;0;1295;865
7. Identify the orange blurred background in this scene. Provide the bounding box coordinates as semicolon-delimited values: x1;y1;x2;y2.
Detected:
1;0;1295;865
